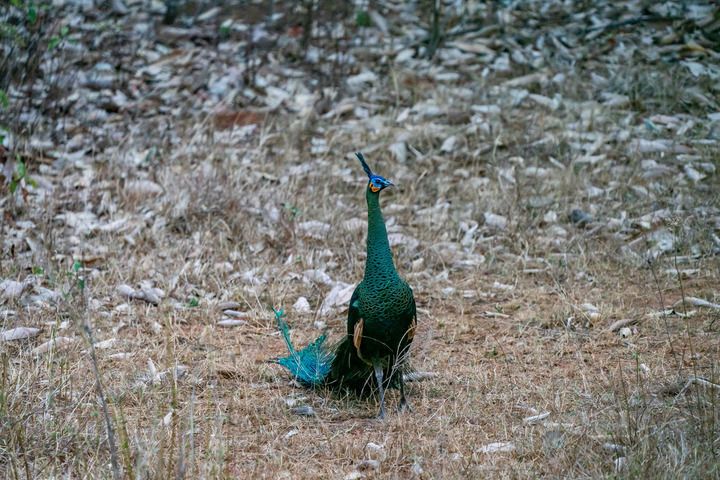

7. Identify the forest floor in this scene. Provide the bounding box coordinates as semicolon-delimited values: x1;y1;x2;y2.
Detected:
1;0;719;478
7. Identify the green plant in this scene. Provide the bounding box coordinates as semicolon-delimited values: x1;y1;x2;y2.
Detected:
0;90;8;109
1;0;74;144
8;157;35;194
47;24;69;51
355;10;371;28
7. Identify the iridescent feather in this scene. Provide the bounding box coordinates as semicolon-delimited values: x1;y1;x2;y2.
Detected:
271;309;334;386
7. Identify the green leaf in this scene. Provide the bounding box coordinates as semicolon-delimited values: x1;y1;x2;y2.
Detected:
0;90;9;109
48;35;60;50
32;266;44;275
355;10;371;28
60;25;69;37
10;0;22;8
187;297;199;308
284;203;300;218
16;159;26;179
77;277;85;291
9;179;18;194
27;4;37;24
143;147;157;164
72;260;82;272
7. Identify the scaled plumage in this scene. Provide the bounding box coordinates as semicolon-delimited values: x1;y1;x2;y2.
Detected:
272;152;418;418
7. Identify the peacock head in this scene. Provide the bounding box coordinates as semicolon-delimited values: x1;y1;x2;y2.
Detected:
355;152;394;193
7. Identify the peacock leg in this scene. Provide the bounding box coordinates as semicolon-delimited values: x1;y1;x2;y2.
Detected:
372;359;386;419
398;374;412;413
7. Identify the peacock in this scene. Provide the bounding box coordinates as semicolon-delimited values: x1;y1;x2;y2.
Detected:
272;152;417;418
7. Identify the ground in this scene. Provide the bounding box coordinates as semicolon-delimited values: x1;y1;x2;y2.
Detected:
1;0;719;478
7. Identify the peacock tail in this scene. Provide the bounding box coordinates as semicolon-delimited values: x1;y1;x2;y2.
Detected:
271;308;334;387
270;309;410;392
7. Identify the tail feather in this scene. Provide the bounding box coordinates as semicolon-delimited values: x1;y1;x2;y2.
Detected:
271;309;412;392
275;308;296;354
271;309;334;386
328;335;373;391
329;335;409;394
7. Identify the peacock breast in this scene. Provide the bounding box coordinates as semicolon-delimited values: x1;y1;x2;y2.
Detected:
357;281;414;329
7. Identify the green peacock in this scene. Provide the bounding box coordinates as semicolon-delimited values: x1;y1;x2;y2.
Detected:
272;152;417;418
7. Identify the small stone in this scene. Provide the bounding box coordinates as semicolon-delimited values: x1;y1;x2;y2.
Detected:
523;412;550;424
293;296;311;313
542;430;565;450
31;337;75;355
569;209;592;227
543;210;558;223
492;281;514;291
108;352;133;360
441;135;457;152
603;443;626;454
140;287;163;305
608;318;636;332
290;405;316;416
366;442;386;460
412;258;424;272
484;212;507;230
442;287;455;295
0;327;40;342
297;221;331;240
217;318;247;327
215;261;234;273
125;179;163;196
111;0;128;14
1;277;35;301
284;429;299;440
303;269;333;286
117;284;136;298
478;441;515;453
357;459;380;471
218;301;241;310
93;338;117;349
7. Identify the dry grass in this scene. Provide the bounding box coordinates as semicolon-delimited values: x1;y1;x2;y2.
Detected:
1;126;718;477
2;3;720;478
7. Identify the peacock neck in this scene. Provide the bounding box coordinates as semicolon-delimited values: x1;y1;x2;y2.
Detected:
364;188;398;284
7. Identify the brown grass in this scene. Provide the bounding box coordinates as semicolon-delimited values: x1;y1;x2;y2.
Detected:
1;5;719;479
2;130;718;477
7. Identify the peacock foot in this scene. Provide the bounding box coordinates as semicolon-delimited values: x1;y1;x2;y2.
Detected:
398;398;413;413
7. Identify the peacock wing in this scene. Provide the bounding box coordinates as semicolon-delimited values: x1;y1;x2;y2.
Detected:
347;284;362;336
397;282;417;348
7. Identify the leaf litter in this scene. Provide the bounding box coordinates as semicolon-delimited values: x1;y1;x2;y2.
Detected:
0;0;718;477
